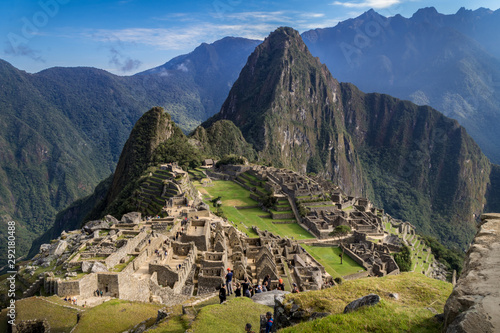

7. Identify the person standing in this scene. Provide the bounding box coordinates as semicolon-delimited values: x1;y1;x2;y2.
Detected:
242;278;251;298
234;282;241;297
265;311;274;333
225;268;233;295
219;284;227;304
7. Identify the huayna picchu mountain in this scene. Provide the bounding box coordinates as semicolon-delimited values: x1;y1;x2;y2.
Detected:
201;27;495;250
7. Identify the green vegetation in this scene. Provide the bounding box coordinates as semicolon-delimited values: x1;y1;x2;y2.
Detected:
421;235;464;275
393;244;413;272
302;245;364;278
73;299;161;333
281;272;452;333
190;297;272;333
215;154;248;167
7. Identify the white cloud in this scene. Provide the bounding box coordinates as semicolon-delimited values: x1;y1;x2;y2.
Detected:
332;0;401;9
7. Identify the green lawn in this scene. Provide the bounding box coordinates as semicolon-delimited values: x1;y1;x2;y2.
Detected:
73;299;161;333
302;245;365;278
198;180;314;240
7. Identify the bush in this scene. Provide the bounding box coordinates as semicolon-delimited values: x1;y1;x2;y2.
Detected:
215;154;247;167
393;245;412;272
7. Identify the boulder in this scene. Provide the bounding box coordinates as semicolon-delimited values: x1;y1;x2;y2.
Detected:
343;294;380;314
52;240;68;256
104;214;119;225
91;262;108;273
252;290;290;307
39;244;51;253
84;219;110;233
121;212;141;224
81;261;93;273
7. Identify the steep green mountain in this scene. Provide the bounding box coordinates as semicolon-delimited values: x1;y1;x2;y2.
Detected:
204;28;366;196
30;107;200;250
190;120;257;160
1;37;259;262
302;7;500;164
202;27;493;250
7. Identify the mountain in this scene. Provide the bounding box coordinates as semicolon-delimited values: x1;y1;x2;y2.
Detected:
302;7;500;164
202;27;493;250
0;37;260;263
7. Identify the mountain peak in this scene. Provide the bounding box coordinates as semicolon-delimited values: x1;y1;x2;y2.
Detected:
411;6;441;21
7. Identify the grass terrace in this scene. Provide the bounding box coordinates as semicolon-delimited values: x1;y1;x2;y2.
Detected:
301;245;365;278
197;180;314;240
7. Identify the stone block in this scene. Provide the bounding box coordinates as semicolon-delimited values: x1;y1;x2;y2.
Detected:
121;212;142;224
81;261;93;273
343;294;380;313
91;262;108;273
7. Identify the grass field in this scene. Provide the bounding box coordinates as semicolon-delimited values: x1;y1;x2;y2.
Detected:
73;299;161;333
0;296;79;333
190;296;272;333
302;245;365;278
198;180;314;240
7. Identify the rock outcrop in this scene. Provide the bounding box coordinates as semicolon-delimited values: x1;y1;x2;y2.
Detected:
443;213;500;332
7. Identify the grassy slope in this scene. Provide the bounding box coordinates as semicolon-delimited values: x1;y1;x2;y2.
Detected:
190;297;272;333
0;296;79;333
73;299;161;333
281;272;452;333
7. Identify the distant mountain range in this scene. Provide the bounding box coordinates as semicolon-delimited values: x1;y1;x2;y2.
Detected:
2;7;500;262
302;7;500;164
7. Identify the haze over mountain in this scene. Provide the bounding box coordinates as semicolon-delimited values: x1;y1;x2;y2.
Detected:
302;7;500;164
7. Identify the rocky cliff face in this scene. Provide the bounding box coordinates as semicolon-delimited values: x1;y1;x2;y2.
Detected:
204;27;366;196
203;27;492;250
443;213;500;332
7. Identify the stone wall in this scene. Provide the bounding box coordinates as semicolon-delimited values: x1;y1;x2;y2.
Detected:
118;271;149;302
105;232;147;269
97;273;120;297
443;213;500;332
149;264;178;288
78;273;98;298
57;280;80;297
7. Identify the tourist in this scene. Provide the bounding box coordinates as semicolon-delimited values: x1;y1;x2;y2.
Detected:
218;284;227;304
225;268;233;295
249;284;255;297
265;311;274;333
292;283;300;293
234;282;241;297
278;279;285;291
255;285;262;293
242;278;251;298
244;323;255;333
262;281;268;292
263;274;270;286
100;290;103;297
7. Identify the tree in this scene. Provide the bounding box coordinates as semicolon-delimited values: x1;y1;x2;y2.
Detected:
329;225;351;264
393;244;412;272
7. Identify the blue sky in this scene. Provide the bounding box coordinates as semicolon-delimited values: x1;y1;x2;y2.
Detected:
1;0;499;75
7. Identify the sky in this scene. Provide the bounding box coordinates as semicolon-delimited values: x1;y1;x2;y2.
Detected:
1;0;499;75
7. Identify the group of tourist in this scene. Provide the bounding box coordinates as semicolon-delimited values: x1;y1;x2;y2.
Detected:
94;289;104;297
219;270;297;304
63;296;78;305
